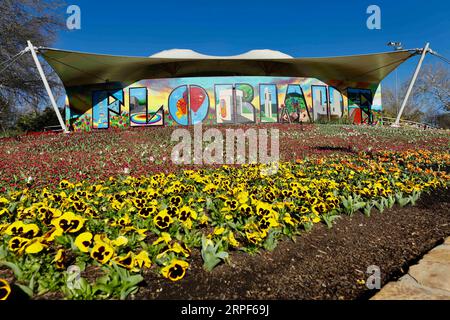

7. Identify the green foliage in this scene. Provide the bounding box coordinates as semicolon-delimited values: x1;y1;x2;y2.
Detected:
341;195;366;216
93;263;144;300
322;210;341;228
17;107;63;132
201;236;229;271
263;229;280;251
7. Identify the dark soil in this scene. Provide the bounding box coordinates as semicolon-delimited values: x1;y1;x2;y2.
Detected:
135;188;450;300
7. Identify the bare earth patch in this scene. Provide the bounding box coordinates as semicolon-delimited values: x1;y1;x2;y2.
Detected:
135;189;450;300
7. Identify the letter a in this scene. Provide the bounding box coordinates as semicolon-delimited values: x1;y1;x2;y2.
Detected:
366;5;381;30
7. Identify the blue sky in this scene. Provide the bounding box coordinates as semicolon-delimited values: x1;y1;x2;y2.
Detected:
54;0;450;90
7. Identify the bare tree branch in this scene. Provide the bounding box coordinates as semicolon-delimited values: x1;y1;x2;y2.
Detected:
0;0;66;128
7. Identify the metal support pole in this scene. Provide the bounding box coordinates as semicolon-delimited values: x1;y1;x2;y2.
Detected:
392;42;430;127
27;40;69;133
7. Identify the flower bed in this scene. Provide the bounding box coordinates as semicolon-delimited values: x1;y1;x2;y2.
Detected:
0;124;448;190
0;147;448;300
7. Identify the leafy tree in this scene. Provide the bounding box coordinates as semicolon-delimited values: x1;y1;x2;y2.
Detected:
16;106;64;132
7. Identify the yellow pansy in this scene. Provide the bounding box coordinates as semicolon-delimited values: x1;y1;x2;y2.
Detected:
153;210;173;230
213;227;225;236
0;279;11;300
236;191;249;204
75;232;94;253
153;232;172;245
161;259;189;281
228;232;240;247
178;206;197;221
283;213;296;226
25;238;47;254
0;208;9;217
8;236;30;253
91;241;114;264
111;236;128;247
112;252;134;270
51;212;85;233
134;251;152;269
53;249;66;269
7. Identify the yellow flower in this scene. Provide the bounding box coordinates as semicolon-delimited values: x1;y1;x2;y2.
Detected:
236;191;249;204
239;204;253;216
228;232;240;247
75;232;93;253
153;232;172;245
312;216;321;223
51;212;85;233
0;197;10;207
134;251;152;269
156;242;191;259
256;201;273;216
4;221;38;238
137;206;157;218
161;259;189;281
59;180;74;189
45;228;64;242
203;183;217;194
222;199;239;212
283;213;296;226
153;210;174;230
111;199;125;211
178;206;197;221
38;206;62;224
8;236;30;253
258;216;279;232
0;279;11;300
5;221;25;236
169;195;183;207
0;208;9;217
112;213;131;227
135;228;148;241
53;249;66;269
91;241;114;264
245;231;263;245
25;238;47;254
111;236;128;247
170;242;191;257
112;251;134;270
213;227;225;236
22;224;40;238
198;214;209;226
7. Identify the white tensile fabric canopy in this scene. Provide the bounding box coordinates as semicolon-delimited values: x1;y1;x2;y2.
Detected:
39;47;419;91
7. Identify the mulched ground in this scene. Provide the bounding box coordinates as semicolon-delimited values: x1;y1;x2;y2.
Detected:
135;188;450;300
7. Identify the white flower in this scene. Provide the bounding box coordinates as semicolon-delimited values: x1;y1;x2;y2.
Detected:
123;167;130;175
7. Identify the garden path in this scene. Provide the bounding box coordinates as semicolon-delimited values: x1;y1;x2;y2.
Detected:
372;236;450;300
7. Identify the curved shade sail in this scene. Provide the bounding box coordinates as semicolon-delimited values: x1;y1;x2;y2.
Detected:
40;47;418;91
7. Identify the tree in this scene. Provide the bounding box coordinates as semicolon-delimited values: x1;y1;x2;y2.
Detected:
415;63;450;124
16;106;64;132
383;63;449;125
382;84;424;122
0;0;65;131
